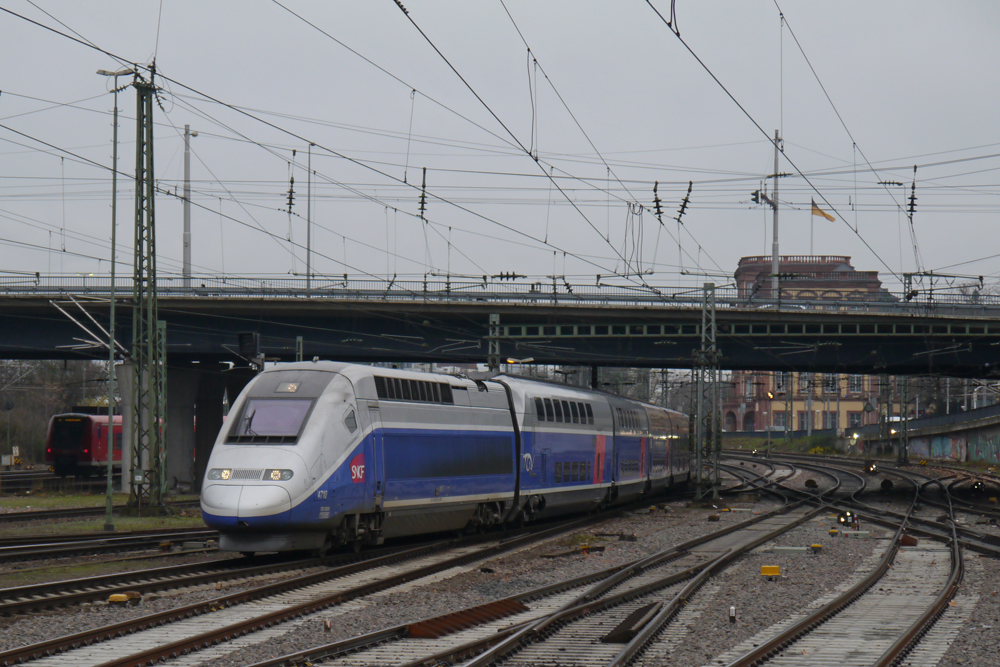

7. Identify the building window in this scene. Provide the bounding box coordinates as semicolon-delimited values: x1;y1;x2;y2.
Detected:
773;411;787;428
743;378;755;397
775;372;790;391
797;411;811;431
848;412;864;428
824;374;838;394
822;411;837;429
799;374;812;392
848;375;863;393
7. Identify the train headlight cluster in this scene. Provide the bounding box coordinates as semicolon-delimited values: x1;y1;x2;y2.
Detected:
208;468;232;480
266;469;294;481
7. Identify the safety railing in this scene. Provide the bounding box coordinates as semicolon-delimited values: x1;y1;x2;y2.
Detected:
3;274;1000;316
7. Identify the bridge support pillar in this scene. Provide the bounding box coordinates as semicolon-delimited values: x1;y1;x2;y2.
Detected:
191;365;255;491
166;365;199;492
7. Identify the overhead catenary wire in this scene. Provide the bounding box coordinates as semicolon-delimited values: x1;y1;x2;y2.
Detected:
772;0;920;273
645;0;901;282
1;5;617;281
390;0;649;284
498;0;726;282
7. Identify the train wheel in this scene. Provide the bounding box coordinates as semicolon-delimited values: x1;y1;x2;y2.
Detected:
350;541;362;553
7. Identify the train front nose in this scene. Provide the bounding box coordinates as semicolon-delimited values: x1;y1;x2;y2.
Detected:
201;462;301;529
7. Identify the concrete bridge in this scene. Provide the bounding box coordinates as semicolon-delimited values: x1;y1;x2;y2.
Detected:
5;275;999;491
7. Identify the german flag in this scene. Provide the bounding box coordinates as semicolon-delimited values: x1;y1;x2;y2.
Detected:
811;199;835;221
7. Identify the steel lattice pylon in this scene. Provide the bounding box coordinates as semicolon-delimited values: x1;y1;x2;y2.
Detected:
693;282;721;500
129;76;165;510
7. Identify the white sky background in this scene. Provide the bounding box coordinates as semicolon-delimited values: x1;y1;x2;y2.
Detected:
1;1;999;293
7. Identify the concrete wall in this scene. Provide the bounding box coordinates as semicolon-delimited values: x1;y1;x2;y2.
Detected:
907;430;1000;464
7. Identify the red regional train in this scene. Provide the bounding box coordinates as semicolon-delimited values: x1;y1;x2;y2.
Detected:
45;413;123;477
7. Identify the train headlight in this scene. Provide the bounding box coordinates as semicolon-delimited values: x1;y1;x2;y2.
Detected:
208;468;232;480
266;469;294;481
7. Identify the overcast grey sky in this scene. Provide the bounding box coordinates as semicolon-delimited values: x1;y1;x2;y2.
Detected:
2;1;999;292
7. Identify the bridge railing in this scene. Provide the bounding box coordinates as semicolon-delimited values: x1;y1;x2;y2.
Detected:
4;274;1000;316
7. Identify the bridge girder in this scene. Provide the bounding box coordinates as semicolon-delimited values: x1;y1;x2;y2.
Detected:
1;297;998;378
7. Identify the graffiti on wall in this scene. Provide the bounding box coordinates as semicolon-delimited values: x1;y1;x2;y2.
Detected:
967;431;1000;463
908;427;1000;463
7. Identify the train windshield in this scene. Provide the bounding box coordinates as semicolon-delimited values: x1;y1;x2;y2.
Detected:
233;399;312;440
51;418;87;447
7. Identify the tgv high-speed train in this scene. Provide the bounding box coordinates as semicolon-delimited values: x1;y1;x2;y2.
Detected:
201;362;690;554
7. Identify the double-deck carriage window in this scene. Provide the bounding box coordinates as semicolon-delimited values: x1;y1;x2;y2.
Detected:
555;461;563;483
375;376;456;404
534;397;594;425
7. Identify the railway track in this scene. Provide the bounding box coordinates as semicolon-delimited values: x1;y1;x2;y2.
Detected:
234;477;825;667
0;511;617;667
0;469;122;494
0;552;325;616
708;452;968;667
0;499;201;522
0;527;219;562
7;456;987;667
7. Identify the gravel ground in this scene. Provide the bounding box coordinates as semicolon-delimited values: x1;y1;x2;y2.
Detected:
194;500;780;667
0;500;760;659
664;515;883;667
10;497;966;667
0;568;314;653
936;554;1000;667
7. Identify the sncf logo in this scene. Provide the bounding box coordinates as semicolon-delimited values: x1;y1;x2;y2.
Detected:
350;453;366;483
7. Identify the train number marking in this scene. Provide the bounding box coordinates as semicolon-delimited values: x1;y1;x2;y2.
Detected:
350;453;366;483
522;453;533;472
316;490;328;500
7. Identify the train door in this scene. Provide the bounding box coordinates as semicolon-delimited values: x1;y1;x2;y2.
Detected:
610;407;620;498
365;402;385;512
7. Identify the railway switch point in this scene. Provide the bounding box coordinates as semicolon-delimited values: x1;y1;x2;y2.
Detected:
760;565;780;579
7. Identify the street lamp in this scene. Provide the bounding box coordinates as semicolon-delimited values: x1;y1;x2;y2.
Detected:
97;66;133;532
